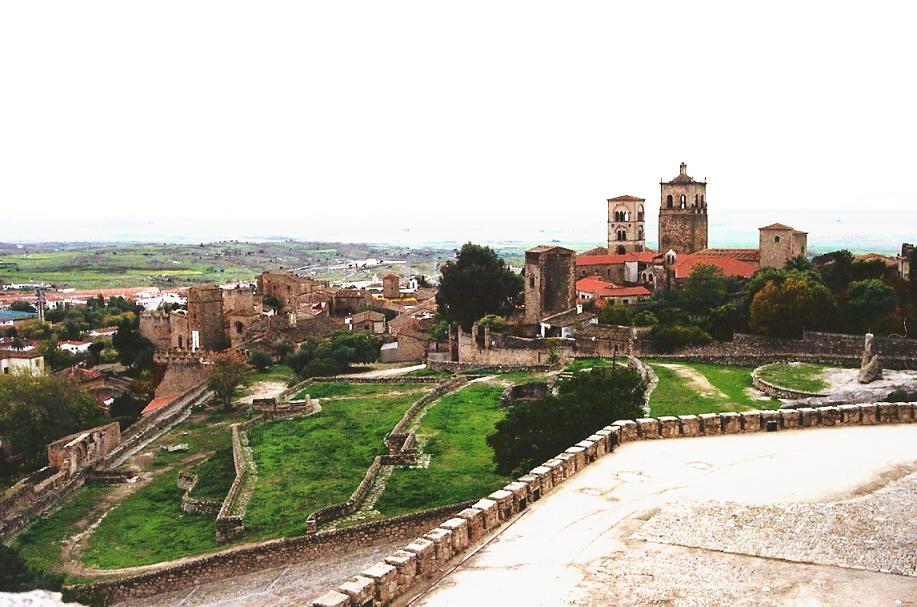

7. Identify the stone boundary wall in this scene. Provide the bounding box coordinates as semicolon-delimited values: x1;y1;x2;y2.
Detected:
499;382;549;406
304;400;916;607
178;470;222;516
751;363;828;400
427;361;553;373
280;376;442;402
0;470;82;540
307;378;469;532
215;418;260;543
98;382;213;470
634;331;917;370
627;355;657;417
67;500;476;606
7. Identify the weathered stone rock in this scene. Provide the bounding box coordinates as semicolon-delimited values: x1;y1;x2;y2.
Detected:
423;528;453;564
604;424;622;450
678;415;701;437
404;538;436;577
337;575;375;606
472;498;499;530
504;481;530;511
859;403;878;425
798;407;818;427
439;518;469;552
838;404;861;425
361;562;398;605
312;590;351;607
556;452;577;478
518;474;541;502
719;412;741;434
740;411;762;432
384;550;418;593
858;333;883;384
576;439;598;462
528;466;553;495
658;416;679;438
456;508;485;541
589;432;608;456
759;410;780;431
698;413;720;435
779;408;801;429
636;418;660;439
564;446;587;471
877;402;897;423
819;406;840;426
612;419;638;442
543;459;565;485
896;402;915;423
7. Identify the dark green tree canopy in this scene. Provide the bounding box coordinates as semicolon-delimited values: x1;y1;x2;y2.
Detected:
436;243;523;331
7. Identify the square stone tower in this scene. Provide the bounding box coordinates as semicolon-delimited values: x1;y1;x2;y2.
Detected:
759;223;808;268
383;273;401;299
607;195;646;254
187;285;227;352
524;245;576;324
658;162;708;254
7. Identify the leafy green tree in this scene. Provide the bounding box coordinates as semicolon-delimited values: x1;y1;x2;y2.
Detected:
112;320;154;369
749;274;835;338
477;314;511;334
650;324;713;352
429;313;449;341
0;374;108;470
706;303;740;341
249;350;272;372
632;311;658;326
208;352;250;409
10;301;36;313
786;255;814;271
487;368;646;476
436;243;523;331
680;264;728;314
0;545;63;593
597;305;633;326
844;279;898;334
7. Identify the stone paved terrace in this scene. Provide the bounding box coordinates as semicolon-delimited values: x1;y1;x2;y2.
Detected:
406;425;917;607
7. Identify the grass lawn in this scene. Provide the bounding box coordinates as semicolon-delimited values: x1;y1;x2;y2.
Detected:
565;358;613;373
187;445;235;501
646;359;779;417
756;363;829;393
375;382;511;517
295;382;427;400
243;389;427;539
81;470;220;568
12;482;113;576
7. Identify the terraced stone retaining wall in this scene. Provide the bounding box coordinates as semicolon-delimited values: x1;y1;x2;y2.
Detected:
751;364;828;400
177;470;222;516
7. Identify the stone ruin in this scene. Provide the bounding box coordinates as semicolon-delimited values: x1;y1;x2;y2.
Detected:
858;333;883;384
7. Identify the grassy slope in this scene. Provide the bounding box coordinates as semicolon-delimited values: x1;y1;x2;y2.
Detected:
12;483;113;576
243;390;424;539
757;363;829;393
646;360;779;416
375;382;511;517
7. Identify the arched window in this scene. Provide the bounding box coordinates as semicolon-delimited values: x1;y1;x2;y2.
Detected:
614;208;629;222
700;194;704;204
680;194;686;209
617;229;627;241
666;194;673;208
637;227;644;240
694;194;699;206
178;335;184;349
637;205;644;222
617;246;626;254
775;236;781;243
235;321;244;334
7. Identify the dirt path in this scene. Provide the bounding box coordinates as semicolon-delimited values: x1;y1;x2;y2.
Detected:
339;363;426;379
656;363;727;399
235;380;288;405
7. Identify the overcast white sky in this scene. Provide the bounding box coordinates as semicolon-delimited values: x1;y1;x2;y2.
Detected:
1;1;914;251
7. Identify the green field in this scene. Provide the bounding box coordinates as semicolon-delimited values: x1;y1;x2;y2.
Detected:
756;363;829;393
375;382;512;517
646;359;779;416
243;389;427;539
296;382;428;400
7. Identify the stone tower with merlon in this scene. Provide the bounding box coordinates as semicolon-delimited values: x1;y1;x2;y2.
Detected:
658;162;708;254
524;245;576;324
607;195;646;254
187;285;226;352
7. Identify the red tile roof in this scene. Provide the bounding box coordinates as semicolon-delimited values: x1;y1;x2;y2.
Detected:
601;286;652;298
576;276;619;293
576;251;657;266
694;248;761;263
759;223;795;231
141;394;178;415
672;255;758;279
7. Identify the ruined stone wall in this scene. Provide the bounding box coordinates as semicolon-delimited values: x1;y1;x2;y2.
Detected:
751;364;827;400
139;311;171;351
633;331;917;369
46;422;121;477
154;359;208;398
456;325;576;366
